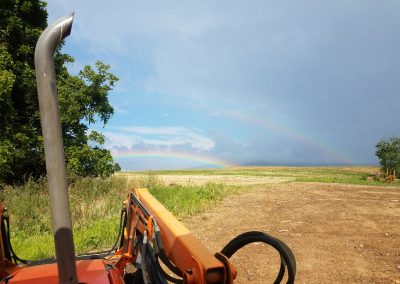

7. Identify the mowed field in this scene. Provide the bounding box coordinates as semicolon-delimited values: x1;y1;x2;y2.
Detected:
121;167;400;283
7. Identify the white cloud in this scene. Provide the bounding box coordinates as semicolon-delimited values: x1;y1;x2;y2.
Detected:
102;132;140;150
103;126;215;152
118;126;187;135
113;105;130;115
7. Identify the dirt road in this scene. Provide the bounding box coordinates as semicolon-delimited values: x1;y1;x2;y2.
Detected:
182;182;400;283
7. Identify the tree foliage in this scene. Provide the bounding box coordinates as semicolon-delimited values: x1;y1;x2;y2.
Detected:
375;136;400;178
0;0;118;184
113;163;121;172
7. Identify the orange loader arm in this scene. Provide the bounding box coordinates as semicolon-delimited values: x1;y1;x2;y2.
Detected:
135;188;236;283
105;189;296;283
106;188;236;283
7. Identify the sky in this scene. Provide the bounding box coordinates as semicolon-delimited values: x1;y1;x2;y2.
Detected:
47;0;400;170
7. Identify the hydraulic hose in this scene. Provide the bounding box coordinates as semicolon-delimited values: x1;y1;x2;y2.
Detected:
154;257;183;284
4;217;28;264
221;231;296;284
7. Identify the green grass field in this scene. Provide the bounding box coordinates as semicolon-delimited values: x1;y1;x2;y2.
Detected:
1;166;398;260
120;165;398;186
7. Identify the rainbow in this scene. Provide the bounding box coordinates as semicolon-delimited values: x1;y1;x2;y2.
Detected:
112;150;236;168
222;110;355;164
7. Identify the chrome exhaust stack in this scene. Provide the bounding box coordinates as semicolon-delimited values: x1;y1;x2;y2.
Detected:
34;13;78;284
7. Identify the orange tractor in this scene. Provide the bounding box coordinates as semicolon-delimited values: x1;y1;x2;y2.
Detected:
0;14;296;284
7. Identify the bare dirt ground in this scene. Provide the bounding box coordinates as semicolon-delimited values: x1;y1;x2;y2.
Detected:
182;182;400;283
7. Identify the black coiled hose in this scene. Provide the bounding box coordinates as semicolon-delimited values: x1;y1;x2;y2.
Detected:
220;231;296;284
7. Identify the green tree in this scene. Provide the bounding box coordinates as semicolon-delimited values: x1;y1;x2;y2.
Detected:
375;136;400;178
0;0;118;184
113;163;122;172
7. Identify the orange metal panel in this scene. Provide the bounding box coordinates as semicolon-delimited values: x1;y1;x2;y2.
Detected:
106;266;124;284
9;259;109;284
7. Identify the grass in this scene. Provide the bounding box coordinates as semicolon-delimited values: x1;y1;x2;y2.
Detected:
121;166;400;186
1;176;129;260
149;183;243;219
0;174;242;260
